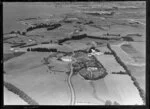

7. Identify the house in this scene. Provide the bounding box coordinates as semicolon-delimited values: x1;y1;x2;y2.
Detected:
28;39;33;42
88;49;103;56
61;56;72;62
10;48;14;51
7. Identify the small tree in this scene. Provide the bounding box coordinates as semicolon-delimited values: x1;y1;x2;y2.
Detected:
105;100;112;105
113;101;120;105
3;71;6;74
22;32;26;35
27;48;30;51
17;31;21;34
10;31;15;34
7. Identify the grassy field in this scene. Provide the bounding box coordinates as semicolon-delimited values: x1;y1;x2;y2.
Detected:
64;42;88;51
4;51;71;105
4;52;26;62
130;42;145;58
96;46;111;53
72;73;143;105
111;44;135;64
72;75;105;105
4;51;71;104
121;43;145;63
3;2;74;33
3;43;13;54
95;54;125;74
4;52;50;75
4;66;70;105
104;74;143;105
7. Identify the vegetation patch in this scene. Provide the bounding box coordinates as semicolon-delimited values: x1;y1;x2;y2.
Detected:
58;33;121;44
27;47;57;52
4;81;39;105
26;23;62;32
112;71;128;75
20;43;38;48
73;55;108;80
122;36;134;41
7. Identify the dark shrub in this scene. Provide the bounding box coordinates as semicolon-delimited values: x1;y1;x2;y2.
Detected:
27;48;30;51
30;47;57;52
22;32;26;35
10;31;15;34
122;36;134;41
114;101;120;105
105;100;112;105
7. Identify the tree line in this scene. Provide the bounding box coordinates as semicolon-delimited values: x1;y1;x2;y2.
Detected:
27;47;57;52
107;43;145;104
26;23;61;32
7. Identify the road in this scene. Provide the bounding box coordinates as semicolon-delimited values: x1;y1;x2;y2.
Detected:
67;61;76;105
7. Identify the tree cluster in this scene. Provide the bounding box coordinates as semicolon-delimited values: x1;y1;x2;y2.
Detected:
26;23;61;32
112;71;127;75
105;100;120;105
27;47;57;52
20;44;38;48
104;51;112;55
11;43;26;48
26;24;50;32
47;24;61;30
122;36;134;41
10;30;21;34
22;32;26;35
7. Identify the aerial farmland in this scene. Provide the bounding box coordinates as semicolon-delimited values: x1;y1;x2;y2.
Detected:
3;1;146;105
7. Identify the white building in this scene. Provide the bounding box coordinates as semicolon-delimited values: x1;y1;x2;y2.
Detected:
28;39;33;42
88;49;103;56
61;56;72;62
87;67;98;71
10;48;14;51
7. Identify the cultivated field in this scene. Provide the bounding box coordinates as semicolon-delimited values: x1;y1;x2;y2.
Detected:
127;65;145;92
111;43;140;65
95;54;125;74
103;74;143;105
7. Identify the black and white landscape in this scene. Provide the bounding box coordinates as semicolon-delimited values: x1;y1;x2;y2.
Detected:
3;1;146;105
